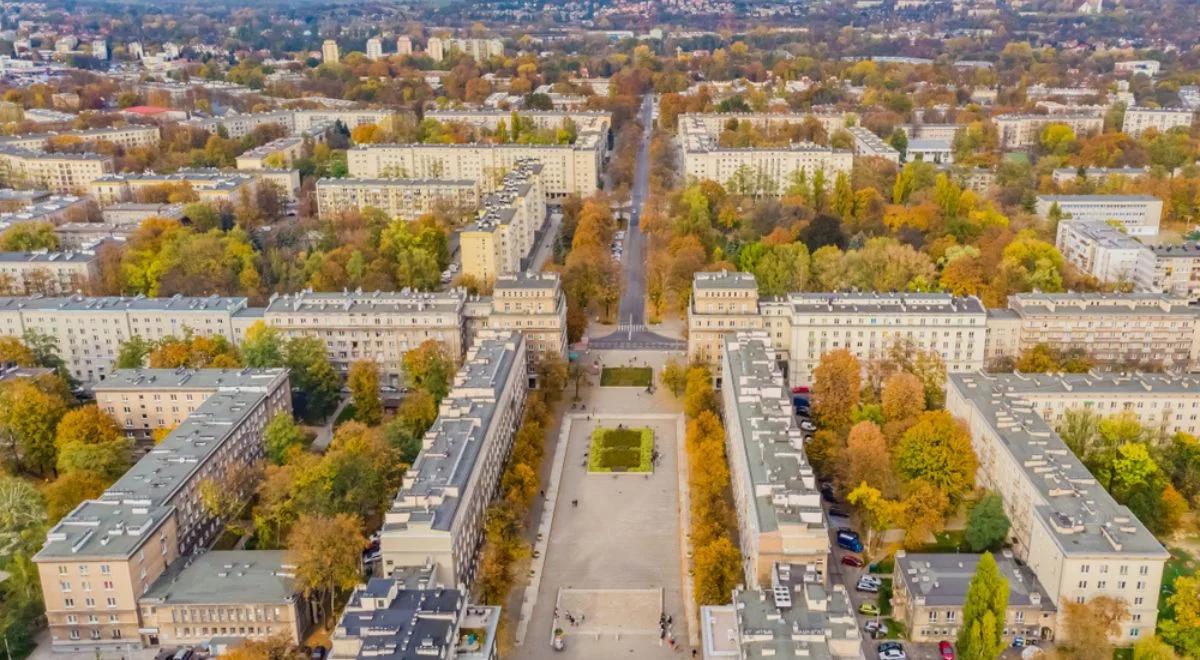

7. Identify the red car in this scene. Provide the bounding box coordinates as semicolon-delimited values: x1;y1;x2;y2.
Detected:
939;641;955;660
791;385;810;394
840;554;864;567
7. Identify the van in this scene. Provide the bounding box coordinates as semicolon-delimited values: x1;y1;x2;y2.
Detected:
836;530;863;553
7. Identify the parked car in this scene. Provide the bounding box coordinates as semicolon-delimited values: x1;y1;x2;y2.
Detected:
939;640;955;660
856;578;880;593
837;529;864;553
791;385;810;394
878;641;906;660
820;482;838;503
840;554;864;567
858;602;880;616
799;419;816;432
864;620;888;638
311;647;327;660
828;507;850;519
171;648;194;660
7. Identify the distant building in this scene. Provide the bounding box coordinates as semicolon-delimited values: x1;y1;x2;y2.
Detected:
314;178;480;221
365;37;383;61
460;161;546;283
1122;107;1193;137
1114;60;1161;77
395;35;413;56
1055;220;1146;284
91;39;107;61
848;126;900;164
321;39;340;64
994;113;1103;149
0;248;99;295
1051;166;1150;185
1036;194;1163;237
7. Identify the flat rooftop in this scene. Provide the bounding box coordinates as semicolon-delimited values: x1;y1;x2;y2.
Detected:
895;552;1055;610
140;550;297;606
0;293;248;314
264;289;465;316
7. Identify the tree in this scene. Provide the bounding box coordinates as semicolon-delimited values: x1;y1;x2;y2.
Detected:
880;371;925;423
385;389;438;464
284;337;342;421
846;483;904;551
0;475;46;551
1131;636;1181;660
115;335;151;368
0;379;68;476
54;405;131;480
692;536;742;606
1059;596;1129;659
42;471;106;521
896;411;977;503
264;412;306;465
148;333;242;369
956;552;1008;660
286;513;366;627
660;358;687;397
347;360;382;426
965;493;1010;552
0;221;57;251
242;321;284;368
683;365;717;417
843;421;892;495
812;349;860;430
222;634;307;660
1162;575;1200;656
402;340;454;401
0;336;36;367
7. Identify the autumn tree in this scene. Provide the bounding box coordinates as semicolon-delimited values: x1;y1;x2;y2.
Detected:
0;336;36;367
692;535;742;605
402;340;454;401
147;332;242;369
812;349;861;431
0;379;69;476
895;411;977;504
956;552;1008;660
347;360;382;426
683;365;717;418
880;371;925;424
1161;575;1200;656
222;634;308;660
42;471;106;521
263;412;306;465
1058;596;1129;660
242;321;285;368
660;358;688;397
54;405;131;480
286;513;366;627
843;421;893;496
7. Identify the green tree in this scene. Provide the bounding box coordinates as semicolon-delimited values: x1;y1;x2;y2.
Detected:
242;321;285;368
283;336;341;421
42;471;106;521
660;358;688;397
965;493;1010;552
0;221;57;251
263;412;306;465
54;405;131;480
348;360;382;426
0;475;46;551
115;335;152;369
402;340;454;401
0;379;68;476
956;552;1008;660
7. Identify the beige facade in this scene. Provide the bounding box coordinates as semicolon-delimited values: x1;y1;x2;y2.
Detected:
995;113;1103;149
0;148;114;193
0;248;99;295
35;369;292;652
481;272;567;363
989;293;1200;370
90;169;258;206
380;333;527;588
459;160;546;283
0;294;250;383
689;272;988;386
315;177;480;220
0;125;161;151
946;373;1172;643
1122;107;1193;137
196;109;393;140
235;136;305;170
262;289;467;385
721;333;829;588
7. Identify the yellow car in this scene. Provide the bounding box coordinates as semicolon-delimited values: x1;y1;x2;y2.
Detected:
859;602;880;616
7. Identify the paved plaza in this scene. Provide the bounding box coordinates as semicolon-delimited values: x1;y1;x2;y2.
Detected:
520;350;694;659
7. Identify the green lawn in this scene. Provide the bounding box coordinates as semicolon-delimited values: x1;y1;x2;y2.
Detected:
877;577;895;616
600;366;653;387
333;402;358;427
589;427;654;472
915;529;968;553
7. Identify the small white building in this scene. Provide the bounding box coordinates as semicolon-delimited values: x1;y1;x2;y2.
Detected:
1055;220;1148;285
1036;194;1163;237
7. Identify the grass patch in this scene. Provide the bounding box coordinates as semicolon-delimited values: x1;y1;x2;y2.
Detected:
588;427;653;472
1158;546;1197;623
882;618;906;640
869;556;895;575
333;402;358;428
212;528;242;550
915;529;968;553
877;577;894;616
600;366;653;387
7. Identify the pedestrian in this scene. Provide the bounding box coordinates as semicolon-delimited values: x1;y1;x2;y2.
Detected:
668;615;673;625
692;650;698;658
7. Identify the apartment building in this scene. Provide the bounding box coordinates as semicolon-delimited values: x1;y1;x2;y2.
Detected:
848;126;900;164
700;562;861;660
994;114;1103;149
262;289;468;385
0;294;250;383
678;113;854;194
1051;166;1150;185
1055;220;1146;284
1115;60;1162;77
137;550;308;647
331;565;499;660
892;551;1058;643
34;368;291;653
427;36;503;62
427;109;612;141
235;136;305;170
90;169;258;206
0;147;114;193
101;202;186;225
365;37;383;61
380;332;527;588
721;332;829;588
460;161;546;283
478;272;567;364
0;125;161;151
1037;194;1163;237
946;372;1172;642
321;40;339;64
1136;243;1200;299
54;223;136;250
196;109;394;140
314;178;480;220
0;194;90;225
0;247;99;294
988;292;1200;370
1122;107;1193;137
688;272;988;386
907;137;954;163
347;138;601;198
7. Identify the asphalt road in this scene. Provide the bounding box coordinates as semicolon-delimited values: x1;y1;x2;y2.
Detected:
592;95;684;351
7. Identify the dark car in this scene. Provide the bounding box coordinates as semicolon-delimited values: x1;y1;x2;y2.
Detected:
311;647;327;660
819;482;837;503
828;507;850;519
841;554;865;567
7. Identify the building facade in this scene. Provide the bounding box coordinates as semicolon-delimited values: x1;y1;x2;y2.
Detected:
0;248;99;295
315;178;480;220
1036;195;1163;237
1055;220;1147;284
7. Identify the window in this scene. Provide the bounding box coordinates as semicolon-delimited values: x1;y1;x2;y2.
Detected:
1134;597;1144;606
64;598;74;608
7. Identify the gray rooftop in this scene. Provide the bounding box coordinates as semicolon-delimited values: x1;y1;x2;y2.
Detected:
385;334;523;534
140;550;297;606
785;292;986;316
730;563;860;659
1008;291;1199;317
494;271;560;290
948;372;1172;558
1037;194;1161;203
264;289;465;316
0;293;248;314
723;333;823;535
0;249;97;264
35;369;288;561
694;270;758;290
895;552;1055;610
